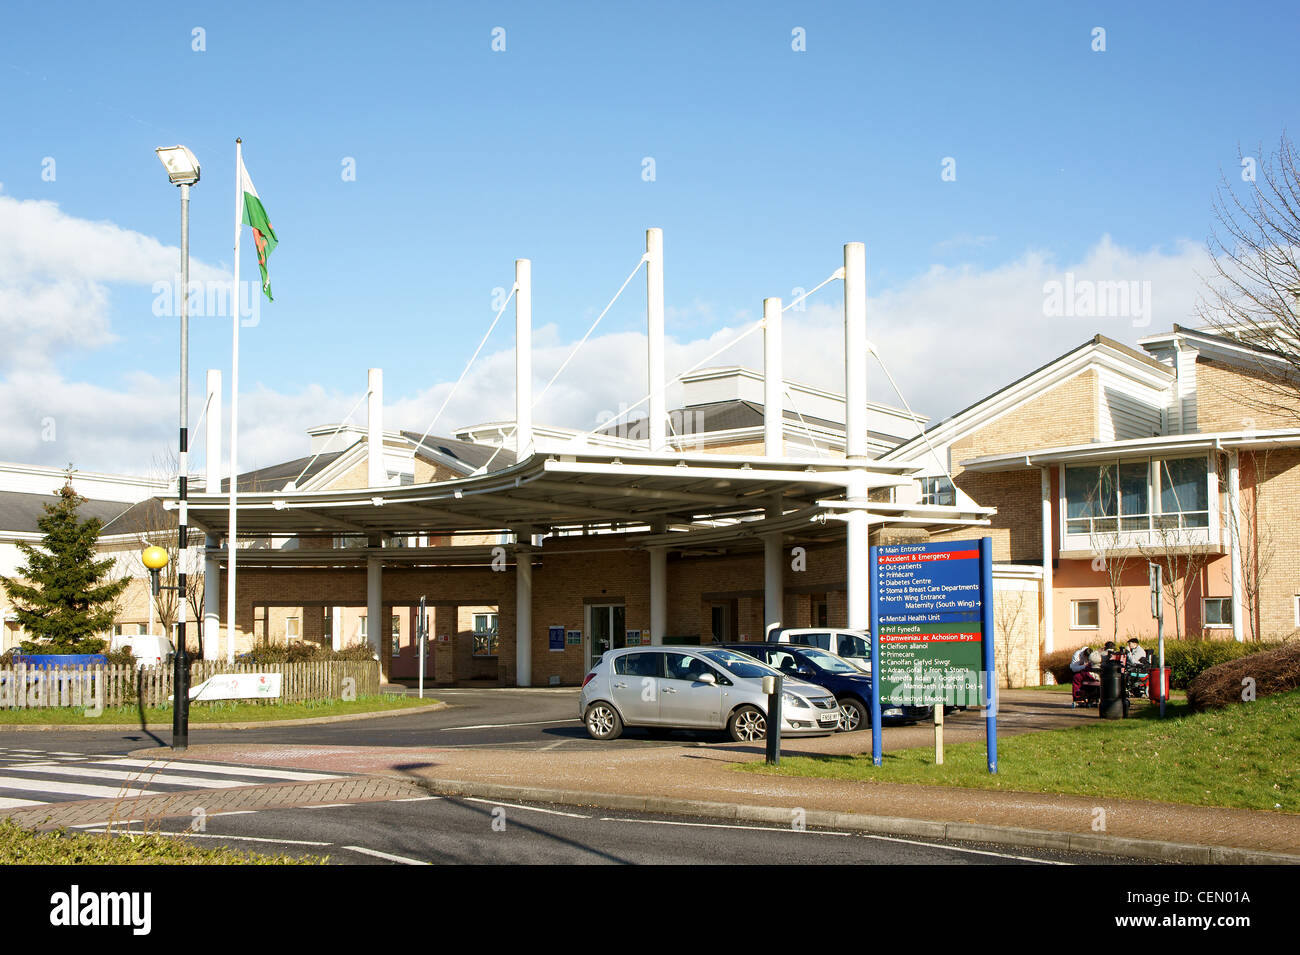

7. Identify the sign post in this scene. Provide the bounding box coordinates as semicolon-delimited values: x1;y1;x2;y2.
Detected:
417;595;427;700
870;536;997;773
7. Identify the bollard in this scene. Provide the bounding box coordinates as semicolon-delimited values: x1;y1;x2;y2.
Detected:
1099;659;1124;719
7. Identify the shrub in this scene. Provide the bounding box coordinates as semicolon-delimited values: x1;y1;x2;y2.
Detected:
237;638;377;665
1186;642;1300;710
1040;648;1076;685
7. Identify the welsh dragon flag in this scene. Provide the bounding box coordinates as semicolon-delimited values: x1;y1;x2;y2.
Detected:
238;157;278;301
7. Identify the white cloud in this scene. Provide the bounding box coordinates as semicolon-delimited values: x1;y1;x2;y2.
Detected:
0;193;226;370
0;228;1213;476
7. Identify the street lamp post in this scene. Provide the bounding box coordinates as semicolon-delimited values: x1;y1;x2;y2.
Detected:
155;145;200;751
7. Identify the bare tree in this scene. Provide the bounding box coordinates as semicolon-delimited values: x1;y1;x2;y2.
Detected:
1221;450;1276;642
1139;523;1214;640
1198;133;1300;415
993;587;1029;688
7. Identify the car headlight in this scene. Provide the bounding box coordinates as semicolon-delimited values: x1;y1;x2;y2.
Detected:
782;692;810;709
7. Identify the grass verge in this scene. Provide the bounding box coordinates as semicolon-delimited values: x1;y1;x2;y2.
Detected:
739;690;1299;812
0;694;437;725
0;819;323;864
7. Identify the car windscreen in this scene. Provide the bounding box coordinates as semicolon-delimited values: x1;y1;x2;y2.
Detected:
797;648;861;674
697;647;779;679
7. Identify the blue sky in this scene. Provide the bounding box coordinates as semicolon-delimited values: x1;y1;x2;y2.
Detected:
1;1;1296;474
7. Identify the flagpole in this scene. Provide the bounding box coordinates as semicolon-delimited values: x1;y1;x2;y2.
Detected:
226;138;242;665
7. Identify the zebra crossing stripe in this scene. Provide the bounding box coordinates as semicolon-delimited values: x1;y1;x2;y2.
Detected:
89;759;340;782
2;764;257;790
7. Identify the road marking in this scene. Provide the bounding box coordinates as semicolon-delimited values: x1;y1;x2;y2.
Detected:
392;796;442;802
442;718;579;730
70;820;145;828
464;797;591;818
600;817;852;836
0;776;165;799
84;828;332;847
3;764;255;790
854;832;1073;865
91;758;340;781
0;796;43;808
342;845;429;865
303;803;352;809
540;740;567;751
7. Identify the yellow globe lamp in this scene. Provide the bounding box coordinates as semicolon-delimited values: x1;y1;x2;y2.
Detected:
142;546;170;571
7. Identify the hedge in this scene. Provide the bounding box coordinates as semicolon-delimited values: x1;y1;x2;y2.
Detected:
1186;642;1300;710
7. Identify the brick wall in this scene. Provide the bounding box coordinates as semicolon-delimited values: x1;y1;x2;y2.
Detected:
1195;358;1300;432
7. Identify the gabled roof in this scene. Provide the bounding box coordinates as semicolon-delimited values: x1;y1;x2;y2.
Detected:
880;334;1174;462
402;432;516;474
0;491;132;536
219;450;349;494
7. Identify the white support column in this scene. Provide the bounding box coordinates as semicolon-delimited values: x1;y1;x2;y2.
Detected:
515;258;533;458
367;368;384;488
202;537;220;661
331;605;344;652
205;369;222;492
764;297;783;457
646;228;667;452
843;242;871;631
763;497;783;637
1228;451;1245;642
649;546;667;645
367;541;384;681
1041;467;1055;656
515;542;533;686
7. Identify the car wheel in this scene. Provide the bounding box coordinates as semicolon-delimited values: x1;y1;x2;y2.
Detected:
728;705;767;742
837;697;867;732
584;702;623;741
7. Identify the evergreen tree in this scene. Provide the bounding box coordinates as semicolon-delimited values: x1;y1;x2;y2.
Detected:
0;473;128;653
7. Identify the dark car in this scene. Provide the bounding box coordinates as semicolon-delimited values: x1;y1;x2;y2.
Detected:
719;642;933;730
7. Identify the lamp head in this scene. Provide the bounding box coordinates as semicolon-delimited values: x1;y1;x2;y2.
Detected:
142;545;170;571
155;145;201;186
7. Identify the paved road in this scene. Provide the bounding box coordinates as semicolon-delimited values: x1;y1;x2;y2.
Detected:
0;686;1074;757
81;794;1146;866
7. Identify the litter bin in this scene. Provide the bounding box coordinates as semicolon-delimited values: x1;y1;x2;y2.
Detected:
1149;666;1172;702
1099;659;1125;719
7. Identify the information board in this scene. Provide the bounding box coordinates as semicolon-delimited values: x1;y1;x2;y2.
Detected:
874;540;986;706
870;536;998;773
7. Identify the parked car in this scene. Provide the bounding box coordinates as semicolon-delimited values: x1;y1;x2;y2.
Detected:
771;627;872;673
110;633;174;669
579;645;842;742
720;643;932;729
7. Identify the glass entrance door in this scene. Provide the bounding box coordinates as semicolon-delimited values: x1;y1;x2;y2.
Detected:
587;604;626;670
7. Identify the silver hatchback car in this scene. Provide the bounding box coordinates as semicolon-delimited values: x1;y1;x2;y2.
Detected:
579;645;842;742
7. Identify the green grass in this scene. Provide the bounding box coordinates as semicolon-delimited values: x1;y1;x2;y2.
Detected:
739;690;1300;812
0;819;323;864
1019;683;1187;701
0;693;437;725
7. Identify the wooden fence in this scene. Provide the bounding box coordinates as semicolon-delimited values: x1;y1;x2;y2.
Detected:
0;661;381;709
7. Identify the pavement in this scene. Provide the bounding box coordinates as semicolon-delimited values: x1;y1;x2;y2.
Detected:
3;688;1295;864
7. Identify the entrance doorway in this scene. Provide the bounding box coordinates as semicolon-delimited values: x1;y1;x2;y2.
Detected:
586;603;625;671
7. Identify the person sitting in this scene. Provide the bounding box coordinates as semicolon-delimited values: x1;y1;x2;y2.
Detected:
1070;646;1098;699
1126;638;1148;669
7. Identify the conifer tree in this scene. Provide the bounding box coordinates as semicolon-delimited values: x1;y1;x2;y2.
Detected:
0;473;127;653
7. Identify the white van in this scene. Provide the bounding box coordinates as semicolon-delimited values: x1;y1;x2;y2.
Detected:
770;627;871;673
111;633;175;669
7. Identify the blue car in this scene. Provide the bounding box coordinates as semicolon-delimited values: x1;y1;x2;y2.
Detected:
719;643;933;731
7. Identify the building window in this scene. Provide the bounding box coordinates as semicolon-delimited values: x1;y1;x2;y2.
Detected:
919;476;955;507
391;614;401;655
1065;457;1209;536
473;613;499;657
1072;599;1100;629
1204;598;1232;628
358;615;367;639
285;617;300;642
